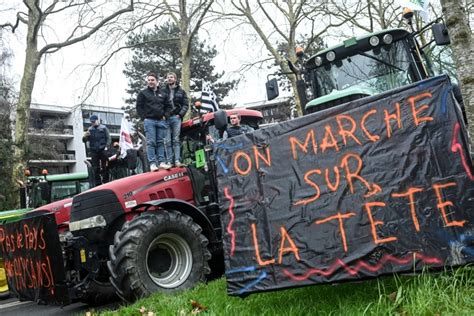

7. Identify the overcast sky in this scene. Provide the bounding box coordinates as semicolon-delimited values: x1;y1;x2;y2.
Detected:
4;10;277;110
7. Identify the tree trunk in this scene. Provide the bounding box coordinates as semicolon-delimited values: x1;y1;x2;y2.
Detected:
10;2;42;207
12;52;41;207
180;33;192;121
440;0;474;148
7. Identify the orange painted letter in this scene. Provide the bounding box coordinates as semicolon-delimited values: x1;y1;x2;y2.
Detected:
315;212;356;252
361;109;380;142
253;146;272;169
336;114;362;146
392;187;424;231
364;202;397;244
408;92;433;126
320;125;340;153
294;169;321;206
432;182;466;227
251;223;275;266
234;151;252;176
289;129;317;160
278;227;301;264
384;102;402;138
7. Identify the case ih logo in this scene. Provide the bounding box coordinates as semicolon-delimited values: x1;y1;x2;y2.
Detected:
164;172;184;182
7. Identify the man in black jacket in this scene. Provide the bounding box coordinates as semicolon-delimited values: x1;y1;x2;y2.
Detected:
165;72;189;167
223;112;254;139
83;115;111;185
136;72;172;171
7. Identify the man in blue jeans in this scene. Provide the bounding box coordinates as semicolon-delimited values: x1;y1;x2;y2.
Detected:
165;72;189;167
136;72;172;171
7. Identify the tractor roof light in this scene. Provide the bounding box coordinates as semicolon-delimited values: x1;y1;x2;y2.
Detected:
383;34;393;45
41;169;48;176
295;46;304;58
326;51;336;62
194;101;202;109
24;169;31;176
369;36;380;47
403;7;414;20
314;56;322;66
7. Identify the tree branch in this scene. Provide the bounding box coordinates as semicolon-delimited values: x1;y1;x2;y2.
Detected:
38;1;134;56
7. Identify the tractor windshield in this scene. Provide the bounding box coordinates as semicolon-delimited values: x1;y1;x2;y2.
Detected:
311;39;414;98
28;178;91;208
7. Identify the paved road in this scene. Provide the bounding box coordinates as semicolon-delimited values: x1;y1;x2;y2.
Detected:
0;295;121;316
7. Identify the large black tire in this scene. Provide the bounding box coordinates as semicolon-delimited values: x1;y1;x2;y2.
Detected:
107;211;211;302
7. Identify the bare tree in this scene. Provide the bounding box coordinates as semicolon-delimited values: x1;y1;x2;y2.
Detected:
0;0;134;206
161;0;215;119
440;0;474;148
228;0;359;116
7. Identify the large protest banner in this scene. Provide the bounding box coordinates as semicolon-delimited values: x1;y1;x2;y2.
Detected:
0;212;69;305
215;75;474;296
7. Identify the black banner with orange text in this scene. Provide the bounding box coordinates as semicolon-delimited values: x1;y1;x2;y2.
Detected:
0;213;69;305
215;75;474;296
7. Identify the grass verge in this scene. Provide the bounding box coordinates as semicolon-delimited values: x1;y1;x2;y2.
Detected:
96;266;474;315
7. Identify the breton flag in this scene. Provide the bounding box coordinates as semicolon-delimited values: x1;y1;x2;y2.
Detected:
119;116;134;158
201;80;219;112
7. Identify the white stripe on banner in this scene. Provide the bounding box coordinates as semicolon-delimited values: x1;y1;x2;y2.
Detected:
201;80;219;112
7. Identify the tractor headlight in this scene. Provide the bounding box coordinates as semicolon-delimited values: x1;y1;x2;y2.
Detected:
314;56;322;66
383;34;393;45
326;51;336;62
69;215;107;231
369;36;380;47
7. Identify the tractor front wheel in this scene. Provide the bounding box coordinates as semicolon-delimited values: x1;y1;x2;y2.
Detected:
107;211;211;302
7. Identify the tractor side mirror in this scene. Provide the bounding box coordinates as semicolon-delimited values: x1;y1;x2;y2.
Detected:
266;78;279;101
214;110;228;131
432;23;450;46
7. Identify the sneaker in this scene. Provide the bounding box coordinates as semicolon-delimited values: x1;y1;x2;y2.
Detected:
159;162;172;170
175;161;185;167
150;163;159;172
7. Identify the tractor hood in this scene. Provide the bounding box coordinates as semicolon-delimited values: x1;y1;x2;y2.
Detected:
72;167;192;214
306;85;377;113
82;167;188;196
30;198;74;230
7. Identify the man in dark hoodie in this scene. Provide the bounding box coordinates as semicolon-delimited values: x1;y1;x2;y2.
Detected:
136;72;172;171
165;72;189;167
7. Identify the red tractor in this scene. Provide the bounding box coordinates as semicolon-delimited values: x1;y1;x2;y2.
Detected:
1;108;262;305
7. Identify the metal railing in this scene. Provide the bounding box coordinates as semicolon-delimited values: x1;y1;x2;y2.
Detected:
28;127;74;135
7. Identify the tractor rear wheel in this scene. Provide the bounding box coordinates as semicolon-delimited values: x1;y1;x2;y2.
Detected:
107;211;211;302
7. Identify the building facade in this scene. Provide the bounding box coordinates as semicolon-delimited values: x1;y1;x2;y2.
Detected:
28;103;124;175
242;97;293;125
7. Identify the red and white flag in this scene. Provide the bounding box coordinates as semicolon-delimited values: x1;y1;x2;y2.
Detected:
119;116;133;158
399;0;430;22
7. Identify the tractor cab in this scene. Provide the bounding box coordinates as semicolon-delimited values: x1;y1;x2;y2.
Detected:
180;108;263;205
180;108;263;166
266;14;452;116
24;171;91;208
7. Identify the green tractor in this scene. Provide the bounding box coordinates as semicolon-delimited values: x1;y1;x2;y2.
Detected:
22;171;92;209
267;17;462;118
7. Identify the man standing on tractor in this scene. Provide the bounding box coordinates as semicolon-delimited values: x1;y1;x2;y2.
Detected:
136;72;172;171
83;114;111;186
165;72;189;167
